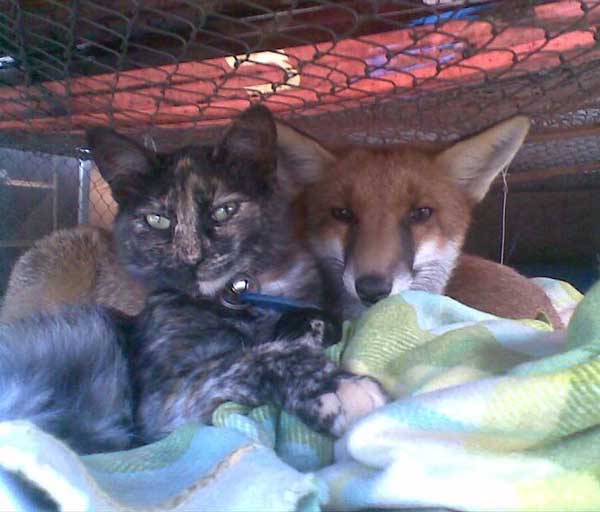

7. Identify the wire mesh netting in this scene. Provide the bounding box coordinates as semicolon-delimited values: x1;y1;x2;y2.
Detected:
0;0;599;291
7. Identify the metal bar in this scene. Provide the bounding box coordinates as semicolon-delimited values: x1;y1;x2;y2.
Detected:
0;178;54;189
78;158;92;225
52;168;58;231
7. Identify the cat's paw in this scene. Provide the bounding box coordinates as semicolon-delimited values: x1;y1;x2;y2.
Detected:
274;308;341;347
318;375;388;437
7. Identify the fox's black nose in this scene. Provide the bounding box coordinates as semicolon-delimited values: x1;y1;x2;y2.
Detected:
355;275;392;305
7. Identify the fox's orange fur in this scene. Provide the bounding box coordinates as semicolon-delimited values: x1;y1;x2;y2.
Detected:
278;117;562;328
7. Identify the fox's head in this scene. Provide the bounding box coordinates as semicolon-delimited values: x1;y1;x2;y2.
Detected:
286;117;530;317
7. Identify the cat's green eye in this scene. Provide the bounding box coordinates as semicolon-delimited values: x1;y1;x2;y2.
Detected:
145;213;171;230
212;202;240;223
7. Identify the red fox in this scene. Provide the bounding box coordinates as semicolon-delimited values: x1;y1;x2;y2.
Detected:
280;117;563;327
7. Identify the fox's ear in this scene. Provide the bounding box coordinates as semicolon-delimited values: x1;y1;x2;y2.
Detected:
86;127;156;204
436;116;530;202
275;121;336;196
215;105;277;168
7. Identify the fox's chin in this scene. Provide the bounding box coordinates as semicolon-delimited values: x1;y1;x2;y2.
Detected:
339;267;452;319
342;297;369;320
391;275;413;295
342;275;414;302
341;272;447;317
340;286;395;315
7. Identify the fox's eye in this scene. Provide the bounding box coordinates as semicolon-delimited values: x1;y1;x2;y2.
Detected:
409;207;433;224
212;202;240;223
331;208;356;224
146;213;171;230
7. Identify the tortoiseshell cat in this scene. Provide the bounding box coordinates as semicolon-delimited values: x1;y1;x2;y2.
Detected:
1;109;324;321
0;106;385;453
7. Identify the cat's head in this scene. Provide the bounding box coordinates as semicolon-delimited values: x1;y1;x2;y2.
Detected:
87;105;325;299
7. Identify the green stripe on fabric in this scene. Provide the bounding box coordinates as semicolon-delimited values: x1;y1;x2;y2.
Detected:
83;423;199;472
277;411;333;471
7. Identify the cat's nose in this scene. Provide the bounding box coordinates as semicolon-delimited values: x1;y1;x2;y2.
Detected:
182;252;201;264
355;274;392;305
174;234;202;264
176;245;202;264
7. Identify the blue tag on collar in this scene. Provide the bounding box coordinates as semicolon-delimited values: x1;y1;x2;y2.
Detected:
239;292;320;312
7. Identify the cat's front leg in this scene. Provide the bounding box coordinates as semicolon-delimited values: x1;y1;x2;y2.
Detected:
272;309;387;435
201;311;387;437
273;307;342;348
136;305;387;441
262;346;388;437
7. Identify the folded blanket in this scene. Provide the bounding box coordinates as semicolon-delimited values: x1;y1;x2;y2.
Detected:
319;278;597;511
0;277;595;512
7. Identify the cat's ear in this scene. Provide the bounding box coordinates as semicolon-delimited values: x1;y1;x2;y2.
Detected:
275;121;336;196
435;116;530;203
86;127;156;204
215;105;277;168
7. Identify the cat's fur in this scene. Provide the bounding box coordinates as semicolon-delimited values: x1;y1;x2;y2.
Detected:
0;301;383;453
0;106;385;453
0;305;134;453
131;293;384;442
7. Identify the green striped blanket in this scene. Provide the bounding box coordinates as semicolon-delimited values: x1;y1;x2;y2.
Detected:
0;277;596;512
